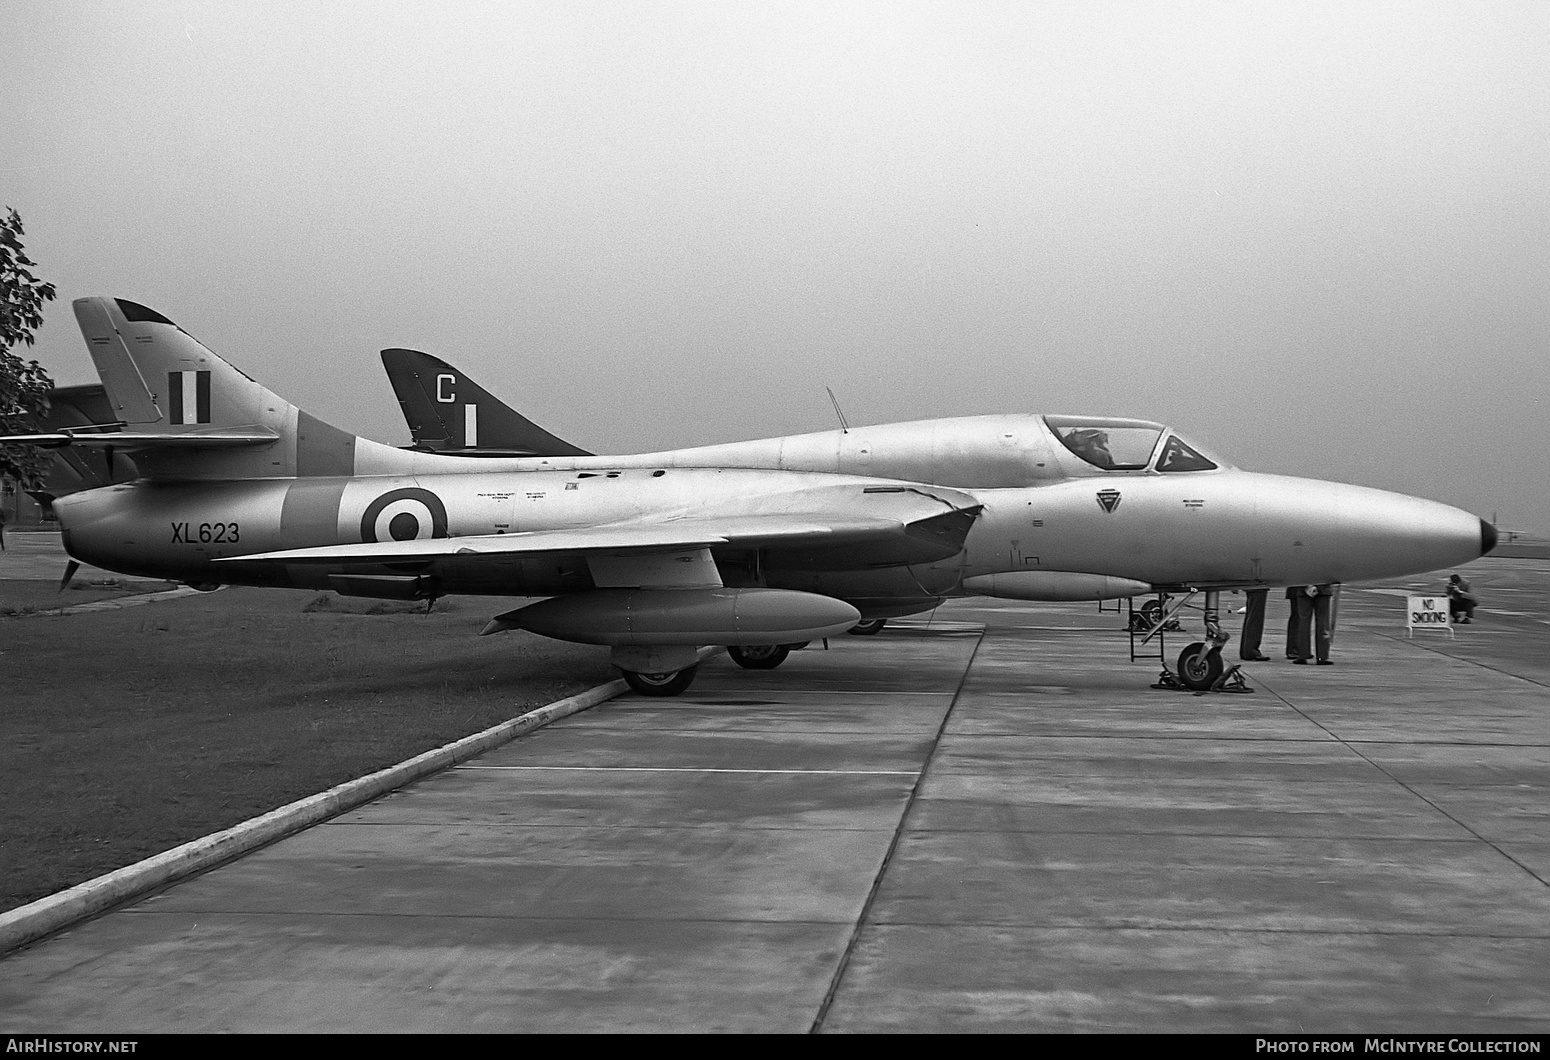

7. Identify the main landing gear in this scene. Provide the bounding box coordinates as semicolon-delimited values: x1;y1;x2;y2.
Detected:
847;618;886;636
727;643;792;670
621;665;700;696
620;640;807;695
1147;589;1255;695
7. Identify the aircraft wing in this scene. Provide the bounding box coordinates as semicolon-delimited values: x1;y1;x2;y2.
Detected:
218;507;980;567
210;500;977;598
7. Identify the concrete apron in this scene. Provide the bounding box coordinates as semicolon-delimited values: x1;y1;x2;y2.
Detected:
0;626;983;1033
822;601;1550;1033
3;596;1548;1033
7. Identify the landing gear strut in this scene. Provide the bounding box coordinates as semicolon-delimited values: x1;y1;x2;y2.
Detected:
1176;590;1229;691
1151;590;1254;694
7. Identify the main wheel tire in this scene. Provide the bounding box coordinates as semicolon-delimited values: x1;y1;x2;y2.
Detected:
621;665;699;696
727;644;791;670
848;618;887;636
1176;642;1223;691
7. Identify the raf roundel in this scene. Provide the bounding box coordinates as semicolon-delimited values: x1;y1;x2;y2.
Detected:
360;487;450;543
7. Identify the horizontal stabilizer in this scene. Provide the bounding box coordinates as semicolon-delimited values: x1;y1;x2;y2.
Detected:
31;384;140;493
1;427;280;451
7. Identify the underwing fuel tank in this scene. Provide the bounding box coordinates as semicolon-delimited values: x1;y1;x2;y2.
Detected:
961;572;1153;601
483;588;862;646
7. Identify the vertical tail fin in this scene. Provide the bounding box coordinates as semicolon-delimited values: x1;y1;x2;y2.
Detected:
381;347;591;457
76;298;279;434
68;297;361;479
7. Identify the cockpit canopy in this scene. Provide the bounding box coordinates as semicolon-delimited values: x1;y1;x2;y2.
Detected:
1045;415;1221;473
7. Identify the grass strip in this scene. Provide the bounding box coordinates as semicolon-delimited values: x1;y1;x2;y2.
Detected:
0;585;617;913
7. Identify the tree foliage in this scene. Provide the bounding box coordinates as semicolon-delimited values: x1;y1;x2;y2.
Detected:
1;207;57;488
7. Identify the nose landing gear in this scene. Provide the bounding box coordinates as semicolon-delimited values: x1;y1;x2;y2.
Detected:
1148;590;1255;695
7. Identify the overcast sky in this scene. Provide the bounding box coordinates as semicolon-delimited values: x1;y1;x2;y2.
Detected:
7;1;1548;531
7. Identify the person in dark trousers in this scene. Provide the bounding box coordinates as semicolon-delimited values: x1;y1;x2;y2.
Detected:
1290;584;1336;664
1285;586;1301;658
1239;587;1269;660
1447;574;1477;623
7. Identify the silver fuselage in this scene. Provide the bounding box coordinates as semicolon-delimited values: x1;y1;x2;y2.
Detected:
52;412;1488;606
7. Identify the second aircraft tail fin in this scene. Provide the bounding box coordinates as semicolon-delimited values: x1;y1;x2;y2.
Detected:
381;347;591;458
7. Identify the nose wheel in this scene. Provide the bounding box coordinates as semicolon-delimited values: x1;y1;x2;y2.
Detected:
1176;641;1224;691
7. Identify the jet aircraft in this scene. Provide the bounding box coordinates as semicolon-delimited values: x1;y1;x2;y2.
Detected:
9;296;1495;695
379;344;1502;655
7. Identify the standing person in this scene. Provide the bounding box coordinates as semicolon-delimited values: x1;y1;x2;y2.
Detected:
1291;584;1335;665
1285;586;1302;658
1239;587;1269;660
0;506;7;552
1310;583;1335;664
1447;574;1477;623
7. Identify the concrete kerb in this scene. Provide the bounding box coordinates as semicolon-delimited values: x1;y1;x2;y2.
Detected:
0;675;630;958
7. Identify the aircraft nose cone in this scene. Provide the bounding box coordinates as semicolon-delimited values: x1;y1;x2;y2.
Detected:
1481;518;1498;556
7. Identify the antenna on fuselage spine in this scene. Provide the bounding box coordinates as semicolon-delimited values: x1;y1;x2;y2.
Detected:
825;387;850;434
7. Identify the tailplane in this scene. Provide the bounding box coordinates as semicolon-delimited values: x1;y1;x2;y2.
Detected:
34;384;137;495
9;298;364;480
381;347;591;458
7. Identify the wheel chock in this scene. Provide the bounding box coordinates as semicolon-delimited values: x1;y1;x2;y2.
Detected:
1151;665;1256;694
